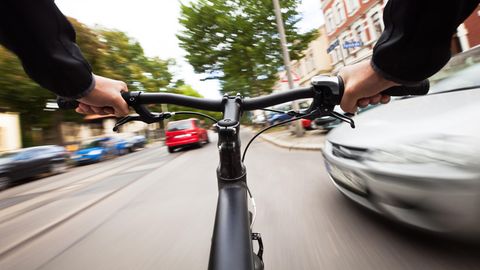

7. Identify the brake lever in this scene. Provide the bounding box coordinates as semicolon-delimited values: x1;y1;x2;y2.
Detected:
113;112;173;132
329;111;355;128
113;115;141;132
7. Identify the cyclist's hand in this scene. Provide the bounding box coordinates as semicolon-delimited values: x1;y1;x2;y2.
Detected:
338;61;398;114
76;75;129;117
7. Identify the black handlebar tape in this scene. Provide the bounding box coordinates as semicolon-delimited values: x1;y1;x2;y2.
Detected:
124;92;225;112
57;97;79;109
380;80;430;96
242;87;314;110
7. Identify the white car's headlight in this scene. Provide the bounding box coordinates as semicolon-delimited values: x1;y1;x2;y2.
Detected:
365;135;480;167
88;150;102;155
326;161;366;194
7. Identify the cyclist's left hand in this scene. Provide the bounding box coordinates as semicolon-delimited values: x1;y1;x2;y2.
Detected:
76;74;129;117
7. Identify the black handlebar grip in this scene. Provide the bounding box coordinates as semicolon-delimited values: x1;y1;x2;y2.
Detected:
57;97;79;109
380;80;430;96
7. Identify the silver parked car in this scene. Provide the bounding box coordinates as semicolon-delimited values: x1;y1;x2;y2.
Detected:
323;49;480;238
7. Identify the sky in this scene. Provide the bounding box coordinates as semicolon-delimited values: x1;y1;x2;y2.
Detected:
56;0;324;98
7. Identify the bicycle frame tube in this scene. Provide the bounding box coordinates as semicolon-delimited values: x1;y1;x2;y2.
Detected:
208;96;256;270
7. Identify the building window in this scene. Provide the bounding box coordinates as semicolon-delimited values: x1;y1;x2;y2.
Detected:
371;11;383;39
305;50;315;73
334;0;346;25
354;23;366;42
329;50;337;64
339;33;348;60
334;46;343;63
345;0;360;15
325;9;335;33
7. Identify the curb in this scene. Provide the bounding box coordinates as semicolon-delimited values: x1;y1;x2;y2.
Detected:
259;133;323;151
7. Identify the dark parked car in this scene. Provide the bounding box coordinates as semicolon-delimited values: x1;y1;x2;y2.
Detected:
267;112;293;125
125;135;146;152
0;145;68;190
266;103;295;125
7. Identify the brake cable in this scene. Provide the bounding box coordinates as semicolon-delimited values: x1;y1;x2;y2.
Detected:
261;108;286;114
113;110;218;131
172;111;218;123
241;110;316;163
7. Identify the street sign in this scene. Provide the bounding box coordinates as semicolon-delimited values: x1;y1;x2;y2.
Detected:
327;40;363;53
326;40;339;53
343;41;363;49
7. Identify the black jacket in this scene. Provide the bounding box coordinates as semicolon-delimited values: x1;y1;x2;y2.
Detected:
372;0;479;85
0;0;93;99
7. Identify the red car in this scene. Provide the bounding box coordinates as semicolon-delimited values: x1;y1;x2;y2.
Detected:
165;118;210;153
301;119;314;130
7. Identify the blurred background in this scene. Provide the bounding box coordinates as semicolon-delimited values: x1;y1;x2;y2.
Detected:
1;0;480;269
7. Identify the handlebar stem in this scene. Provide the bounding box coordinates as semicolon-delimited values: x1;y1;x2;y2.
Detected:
217;95;245;181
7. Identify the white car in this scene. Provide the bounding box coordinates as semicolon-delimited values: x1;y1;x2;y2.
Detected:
323;54;480;238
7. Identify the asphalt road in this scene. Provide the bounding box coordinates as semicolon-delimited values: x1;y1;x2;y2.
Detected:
0;130;479;270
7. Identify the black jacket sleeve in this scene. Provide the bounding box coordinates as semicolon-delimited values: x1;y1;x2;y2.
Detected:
371;0;479;85
0;0;94;99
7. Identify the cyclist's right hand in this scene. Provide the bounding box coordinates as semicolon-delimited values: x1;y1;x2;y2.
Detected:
76;74;130;117
338;60;398;113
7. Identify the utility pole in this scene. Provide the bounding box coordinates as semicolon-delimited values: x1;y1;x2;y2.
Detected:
272;0;304;137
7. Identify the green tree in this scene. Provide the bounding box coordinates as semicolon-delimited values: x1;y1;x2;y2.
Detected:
177;0;317;97
96;29;173;92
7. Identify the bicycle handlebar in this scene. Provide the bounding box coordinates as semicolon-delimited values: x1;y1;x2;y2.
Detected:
57;76;430;113
125;92;224;111
378;80;430;96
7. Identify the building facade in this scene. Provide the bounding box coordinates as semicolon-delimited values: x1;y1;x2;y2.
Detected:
291;26;333;87
0;112;21;152
321;0;480;73
322;0;386;73
275;26;333;91
453;5;480;54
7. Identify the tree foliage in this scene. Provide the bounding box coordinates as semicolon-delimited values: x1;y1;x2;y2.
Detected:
178;0;318;97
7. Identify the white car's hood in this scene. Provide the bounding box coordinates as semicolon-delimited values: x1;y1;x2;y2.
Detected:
327;89;480;150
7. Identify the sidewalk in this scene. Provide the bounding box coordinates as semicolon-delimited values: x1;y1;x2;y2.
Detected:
258;128;326;151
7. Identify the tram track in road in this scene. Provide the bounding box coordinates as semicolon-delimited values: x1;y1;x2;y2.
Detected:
0;145;161;202
0;145;168;224
0;147;190;265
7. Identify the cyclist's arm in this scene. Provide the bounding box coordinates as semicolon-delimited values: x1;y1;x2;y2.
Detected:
372;0;479;84
340;0;479;113
0;0;129;116
0;0;93;99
